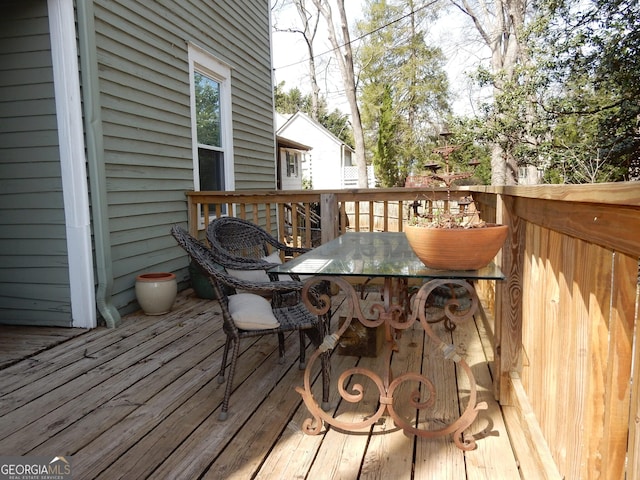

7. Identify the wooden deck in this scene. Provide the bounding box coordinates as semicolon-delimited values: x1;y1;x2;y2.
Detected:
0;289;523;479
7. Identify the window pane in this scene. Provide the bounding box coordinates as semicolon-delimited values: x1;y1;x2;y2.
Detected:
194;71;221;147
344;150;352;166
198;147;224;191
286;151;296;177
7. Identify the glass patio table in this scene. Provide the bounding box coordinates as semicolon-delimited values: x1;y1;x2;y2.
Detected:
269;232;504;450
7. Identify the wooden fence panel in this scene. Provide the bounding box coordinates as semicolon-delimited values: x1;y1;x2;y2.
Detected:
581;242;612;480
518;217;637;479
601;252;636;479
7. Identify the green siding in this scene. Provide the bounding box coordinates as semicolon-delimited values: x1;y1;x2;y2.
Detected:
92;0;277;313
0;0;277;324
0;0;72;326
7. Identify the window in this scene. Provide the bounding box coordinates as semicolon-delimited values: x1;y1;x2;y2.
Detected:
285;150;298;177
188;43;234;197
343;149;353;167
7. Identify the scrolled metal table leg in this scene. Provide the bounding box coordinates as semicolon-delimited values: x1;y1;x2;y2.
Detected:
297;276;486;450
407;278;486;447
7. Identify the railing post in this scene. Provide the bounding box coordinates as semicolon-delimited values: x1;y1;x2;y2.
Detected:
320;193;339;244
495;192;525;404
187;194;198;236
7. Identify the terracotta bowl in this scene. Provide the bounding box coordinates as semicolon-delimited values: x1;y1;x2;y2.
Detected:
405;223;508;271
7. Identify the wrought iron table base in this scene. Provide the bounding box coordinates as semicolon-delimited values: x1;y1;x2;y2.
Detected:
297;275;487;451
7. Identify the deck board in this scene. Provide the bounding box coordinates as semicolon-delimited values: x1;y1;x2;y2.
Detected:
453;311;521;479
0;326;88;369
414;322;466;479
0;312;221;454
0;289;524;479
361;325;424;479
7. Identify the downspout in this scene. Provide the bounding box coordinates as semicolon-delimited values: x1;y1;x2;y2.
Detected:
76;0;121;327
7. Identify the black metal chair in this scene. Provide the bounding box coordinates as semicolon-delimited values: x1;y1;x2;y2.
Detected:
171;225;329;421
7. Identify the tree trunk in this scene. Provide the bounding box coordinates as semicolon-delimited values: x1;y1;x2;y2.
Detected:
457;0;527;185
294;0;321;120
312;0;368;187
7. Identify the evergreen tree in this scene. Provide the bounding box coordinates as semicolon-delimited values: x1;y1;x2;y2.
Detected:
274;81;311;114
536;0;639;182
373;85;401;186
357;0;450;187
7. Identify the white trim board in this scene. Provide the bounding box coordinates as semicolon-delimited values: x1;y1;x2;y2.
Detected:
48;0;96;328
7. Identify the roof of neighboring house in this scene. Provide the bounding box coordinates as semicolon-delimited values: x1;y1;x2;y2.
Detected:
276;135;312;151
276;111;354;153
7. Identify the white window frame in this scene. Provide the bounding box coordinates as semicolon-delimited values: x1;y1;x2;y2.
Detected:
188;42;235;201
285;149;299;178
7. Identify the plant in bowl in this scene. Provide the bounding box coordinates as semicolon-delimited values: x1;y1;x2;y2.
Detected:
405;212;508;271
405;134;508;271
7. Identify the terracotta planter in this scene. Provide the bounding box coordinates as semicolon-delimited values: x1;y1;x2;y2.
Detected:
135;272;177;315
405;223;508;271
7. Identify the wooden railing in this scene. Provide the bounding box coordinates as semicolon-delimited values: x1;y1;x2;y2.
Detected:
475;183;640;480
186;187;464;245
185;183;640;480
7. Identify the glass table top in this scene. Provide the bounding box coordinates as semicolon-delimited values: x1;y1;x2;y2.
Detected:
269;232;504;280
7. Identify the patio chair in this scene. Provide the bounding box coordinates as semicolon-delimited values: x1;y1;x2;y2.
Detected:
205;216;310;282
170;225;329;421
206;215;332;315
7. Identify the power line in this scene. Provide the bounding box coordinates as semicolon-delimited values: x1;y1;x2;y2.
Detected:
273;0;439;71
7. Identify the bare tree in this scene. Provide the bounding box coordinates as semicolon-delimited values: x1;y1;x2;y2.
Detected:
292;1;322;119
273;0;323;120
452;0;528;185
310;0;368;188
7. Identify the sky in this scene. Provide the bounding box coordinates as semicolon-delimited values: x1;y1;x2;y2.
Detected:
270;1;491;117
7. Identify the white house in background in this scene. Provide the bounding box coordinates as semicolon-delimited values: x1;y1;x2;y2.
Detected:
275;135;311;190
518;165;544;185
276;112;372;189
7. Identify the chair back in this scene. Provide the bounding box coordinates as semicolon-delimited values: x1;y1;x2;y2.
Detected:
172;222;304;288
173;225;277;289
206;217;310;266
207;217;273;261
170;225;240;336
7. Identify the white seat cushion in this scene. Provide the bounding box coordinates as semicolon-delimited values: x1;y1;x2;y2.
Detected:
227;293;280;330
262;251;313;281
262;251;283;264
226;267;270;283
225;251;282;284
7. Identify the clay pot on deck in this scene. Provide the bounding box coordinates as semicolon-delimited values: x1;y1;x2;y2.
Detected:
405;223;508;271
135;272;177;315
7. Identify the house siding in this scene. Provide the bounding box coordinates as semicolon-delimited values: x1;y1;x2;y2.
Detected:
92;0;276;313
0;0;73;326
